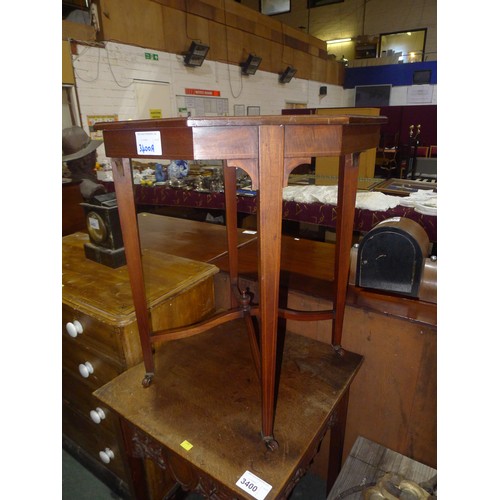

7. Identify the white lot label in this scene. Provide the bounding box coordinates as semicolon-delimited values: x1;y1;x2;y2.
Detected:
236;471;272;500
135;131;162;155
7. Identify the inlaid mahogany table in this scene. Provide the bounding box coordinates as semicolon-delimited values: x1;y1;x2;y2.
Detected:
94;319;363;499
94;115;385;450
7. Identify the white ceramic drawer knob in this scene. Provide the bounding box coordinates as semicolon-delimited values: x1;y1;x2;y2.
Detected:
66;320;83;338
90;407;106;424
78;361;94;378
99;448;115;464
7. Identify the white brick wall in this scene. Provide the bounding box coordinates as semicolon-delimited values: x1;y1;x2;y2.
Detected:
72;41;436;163
73;41;347;162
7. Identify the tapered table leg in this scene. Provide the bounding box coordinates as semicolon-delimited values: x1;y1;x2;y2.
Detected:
257;125;285;449
223;164;261;377
223;163;239;309
112;157;155;383
332;153;359;350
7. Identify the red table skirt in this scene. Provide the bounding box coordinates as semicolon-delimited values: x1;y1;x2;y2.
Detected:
107;184;437;242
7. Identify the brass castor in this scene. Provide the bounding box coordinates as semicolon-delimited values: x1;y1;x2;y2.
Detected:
142;373;154;388
332;344;345;358
263;436;279;451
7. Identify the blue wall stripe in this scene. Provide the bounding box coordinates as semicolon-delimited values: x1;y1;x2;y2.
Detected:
343;61;437;89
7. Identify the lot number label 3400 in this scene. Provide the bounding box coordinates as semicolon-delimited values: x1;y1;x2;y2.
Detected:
236;471;272;500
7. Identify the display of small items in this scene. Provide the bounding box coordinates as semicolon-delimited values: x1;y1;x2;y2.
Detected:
130;160;252;193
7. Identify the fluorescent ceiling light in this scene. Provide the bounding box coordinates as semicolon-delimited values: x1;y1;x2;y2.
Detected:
326;38;352;44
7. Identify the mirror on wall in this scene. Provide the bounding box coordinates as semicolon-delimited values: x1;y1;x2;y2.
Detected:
378;29;427;62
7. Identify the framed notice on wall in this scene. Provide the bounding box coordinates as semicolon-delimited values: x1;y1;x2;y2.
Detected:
407;85;433;104
176;95;229;117
87;115;118;140
234;104;245;116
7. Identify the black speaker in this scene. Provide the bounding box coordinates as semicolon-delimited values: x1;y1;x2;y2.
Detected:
319;86;327;96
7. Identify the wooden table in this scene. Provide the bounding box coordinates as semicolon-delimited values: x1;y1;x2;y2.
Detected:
94;319;363;499
136;212;257;262
138;214;436;328
94;115;385;449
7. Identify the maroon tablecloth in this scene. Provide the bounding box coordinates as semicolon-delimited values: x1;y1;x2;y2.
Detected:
282;200;437;243
105;183;437;242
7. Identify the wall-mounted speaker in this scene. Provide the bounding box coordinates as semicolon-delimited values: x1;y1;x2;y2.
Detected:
279;66;297;84
183;41;210;67
240;54;262;75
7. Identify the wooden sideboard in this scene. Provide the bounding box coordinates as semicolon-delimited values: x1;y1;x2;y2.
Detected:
62;232;219;496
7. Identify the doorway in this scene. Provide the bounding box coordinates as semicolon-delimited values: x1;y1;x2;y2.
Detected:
134;80;172;119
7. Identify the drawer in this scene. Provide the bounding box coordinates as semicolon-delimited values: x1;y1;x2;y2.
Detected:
62;304;124;362
63;368;119;436
62;336;123;390
63;400;127;481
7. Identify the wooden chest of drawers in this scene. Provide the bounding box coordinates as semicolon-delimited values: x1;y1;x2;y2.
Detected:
62;232;218;495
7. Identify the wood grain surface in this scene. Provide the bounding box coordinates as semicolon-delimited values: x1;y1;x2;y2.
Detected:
94;319;363;499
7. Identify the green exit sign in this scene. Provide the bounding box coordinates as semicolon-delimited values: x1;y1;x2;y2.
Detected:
145;52;159;61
